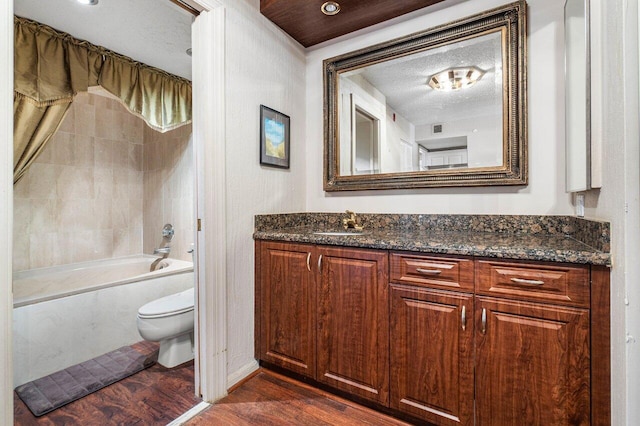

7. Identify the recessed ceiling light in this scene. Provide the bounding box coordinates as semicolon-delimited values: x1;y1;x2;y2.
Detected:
77;0;99;5
428;67;485;91
321;1;340;16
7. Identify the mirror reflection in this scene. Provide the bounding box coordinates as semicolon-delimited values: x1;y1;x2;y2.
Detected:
339;30;505;176
324;1;527;191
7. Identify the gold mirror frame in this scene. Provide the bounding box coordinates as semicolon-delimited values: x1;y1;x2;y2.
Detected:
323;1;527;191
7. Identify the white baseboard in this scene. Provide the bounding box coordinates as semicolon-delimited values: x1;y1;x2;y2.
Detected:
226;359;259;390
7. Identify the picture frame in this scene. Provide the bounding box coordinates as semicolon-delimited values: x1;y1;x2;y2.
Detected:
260;105;290;169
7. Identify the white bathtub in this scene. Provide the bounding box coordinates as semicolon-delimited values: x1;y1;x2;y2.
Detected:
12;255;194;387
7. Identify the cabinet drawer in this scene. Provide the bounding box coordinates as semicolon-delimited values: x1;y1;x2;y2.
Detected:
476;259;590;307
390;252;474;291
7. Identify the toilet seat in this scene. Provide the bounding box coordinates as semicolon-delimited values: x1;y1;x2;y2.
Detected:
138;288;194;319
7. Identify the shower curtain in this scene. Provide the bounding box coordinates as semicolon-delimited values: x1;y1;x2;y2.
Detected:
13;16;192;184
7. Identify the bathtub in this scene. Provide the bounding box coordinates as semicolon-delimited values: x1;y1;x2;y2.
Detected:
12;255;194;387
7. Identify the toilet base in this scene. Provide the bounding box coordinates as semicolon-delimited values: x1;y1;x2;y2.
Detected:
157;332;194;368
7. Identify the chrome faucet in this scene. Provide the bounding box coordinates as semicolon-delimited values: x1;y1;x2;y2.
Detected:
150;224;174;272
342;210;363;231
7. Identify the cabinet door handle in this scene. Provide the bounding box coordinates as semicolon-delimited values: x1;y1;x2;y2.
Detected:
306;253;311;272
415;268;442;275
510;277;545;285
461;305;466;331
481;308;487;335
317;254;323;272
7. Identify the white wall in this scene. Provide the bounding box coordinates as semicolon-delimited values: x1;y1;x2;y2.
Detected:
222;0;307;379
583;0;639;424
305;0;571;215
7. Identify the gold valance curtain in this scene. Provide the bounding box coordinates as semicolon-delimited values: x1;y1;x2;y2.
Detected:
13;16;192;184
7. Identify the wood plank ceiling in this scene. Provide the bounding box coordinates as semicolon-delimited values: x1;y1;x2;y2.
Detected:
260;0;445;48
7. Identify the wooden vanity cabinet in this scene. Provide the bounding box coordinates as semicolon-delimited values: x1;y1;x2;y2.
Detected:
316;246;389;405
256;241;390;404
474;296;590;425
257;242;610;425
389;253;475;425
255;241;316;378
390;284;474;426
474;259;592;425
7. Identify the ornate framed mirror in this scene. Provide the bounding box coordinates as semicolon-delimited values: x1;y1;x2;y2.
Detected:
323;1;527;191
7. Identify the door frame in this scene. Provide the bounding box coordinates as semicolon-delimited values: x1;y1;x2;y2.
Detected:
0;0;230;421
1;0;14;423
190;0;228;403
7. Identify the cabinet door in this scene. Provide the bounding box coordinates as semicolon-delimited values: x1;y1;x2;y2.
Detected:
390;285;474;426
258;241;316;378
317;247;389;405
475;296;590;426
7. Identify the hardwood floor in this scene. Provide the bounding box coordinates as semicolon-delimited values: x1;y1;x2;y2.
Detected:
186;369;411;426
15;345;411;425
14;341;201;426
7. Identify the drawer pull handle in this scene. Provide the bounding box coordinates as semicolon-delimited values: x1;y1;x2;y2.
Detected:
481;308;487;335
415;268;442;275
510;277;545;285
318;254;323;272
461;305;466;331
306;253;311;272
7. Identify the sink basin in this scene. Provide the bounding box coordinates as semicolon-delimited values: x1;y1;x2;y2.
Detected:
313;231;364;236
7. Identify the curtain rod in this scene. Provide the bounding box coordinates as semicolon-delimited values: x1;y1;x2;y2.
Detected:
168;0;201;16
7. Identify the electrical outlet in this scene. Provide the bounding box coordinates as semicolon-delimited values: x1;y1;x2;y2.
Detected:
576;194;585;217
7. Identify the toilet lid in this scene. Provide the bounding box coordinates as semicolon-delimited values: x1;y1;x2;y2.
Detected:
138;287;194;319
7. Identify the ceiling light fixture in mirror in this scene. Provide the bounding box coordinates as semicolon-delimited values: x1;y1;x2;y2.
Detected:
323;1;528;191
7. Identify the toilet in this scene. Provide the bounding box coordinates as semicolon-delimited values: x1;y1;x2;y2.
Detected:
137;287;195;368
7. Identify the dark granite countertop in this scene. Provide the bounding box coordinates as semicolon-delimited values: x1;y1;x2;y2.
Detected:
254;213;611;266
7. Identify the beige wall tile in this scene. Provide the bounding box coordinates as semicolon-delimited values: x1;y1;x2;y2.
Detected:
130;144;143;171
93;198;113;230
14;92;192;271
112;228;130;258
56;166;94;200
48;132;75;166
29;233;57;269
75;105;96;137
12;229;30;272
57;199;93;232
113;170;130;199
30;200;56;231
28;164;60;200
72;230;95;263
74;135;95;167
128;227;143;254
94;138;114;168
94;168;113;199
112;199;129;230
112;140;130;169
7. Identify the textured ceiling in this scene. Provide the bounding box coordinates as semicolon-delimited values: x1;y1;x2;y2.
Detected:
14;0;193;80
346;30;504;126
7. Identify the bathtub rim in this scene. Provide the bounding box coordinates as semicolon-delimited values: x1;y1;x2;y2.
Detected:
12;255;194;308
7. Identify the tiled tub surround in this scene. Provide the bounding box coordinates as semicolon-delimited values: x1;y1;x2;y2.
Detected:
254;213;610;265
13;91;194;272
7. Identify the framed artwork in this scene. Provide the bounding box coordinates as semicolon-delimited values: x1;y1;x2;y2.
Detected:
260;105;290;169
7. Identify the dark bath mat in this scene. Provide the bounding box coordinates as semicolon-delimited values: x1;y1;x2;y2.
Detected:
15;345;156;417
